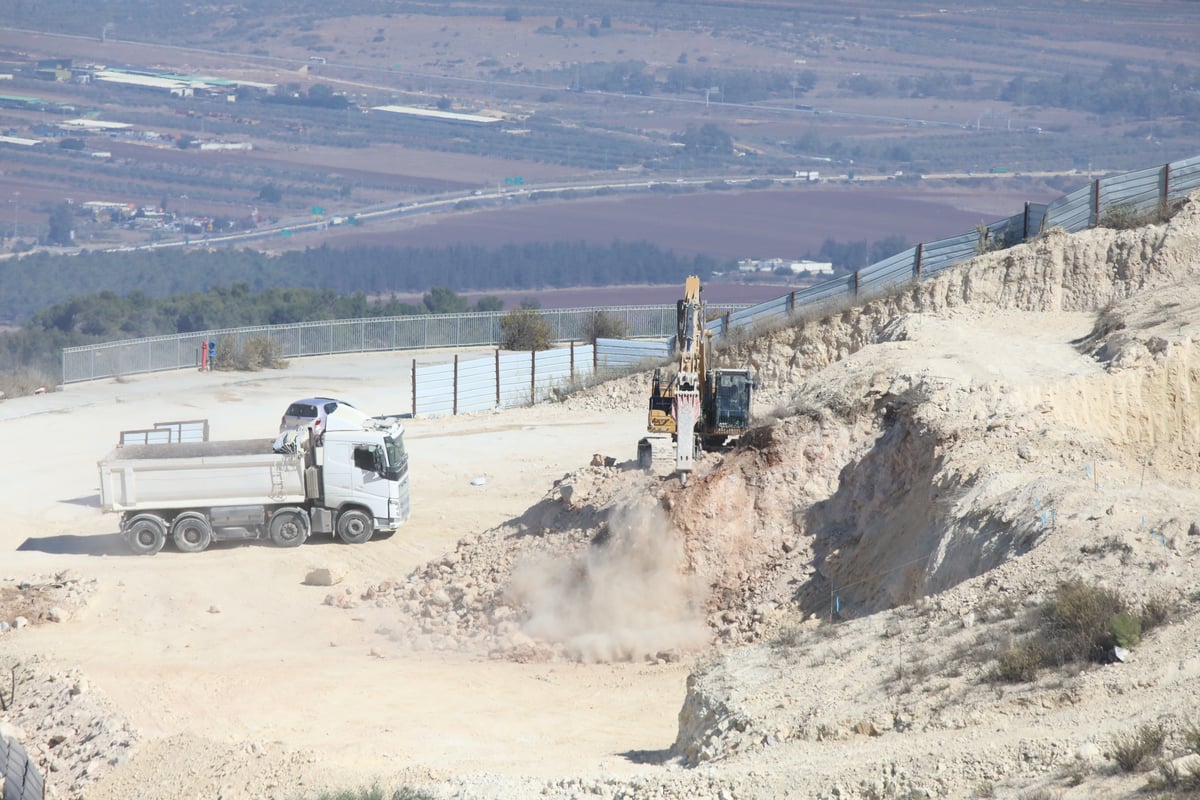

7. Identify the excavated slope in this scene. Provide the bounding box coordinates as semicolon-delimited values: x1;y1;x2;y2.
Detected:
326;193;1200;798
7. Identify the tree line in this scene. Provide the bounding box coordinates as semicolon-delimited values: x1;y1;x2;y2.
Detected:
0;232;904;378
0;240;719;326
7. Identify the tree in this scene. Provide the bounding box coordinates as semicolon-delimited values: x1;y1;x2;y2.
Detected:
501;308;551;351
436;95;452;111
678;123;732;156
503;7;521;21
46;203;74;246
257;183;283;203
555;16;564;30
176;134;195;149
422;286;468;314
474;295;504;312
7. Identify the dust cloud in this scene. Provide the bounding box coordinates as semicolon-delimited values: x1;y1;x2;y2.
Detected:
507;501;709;663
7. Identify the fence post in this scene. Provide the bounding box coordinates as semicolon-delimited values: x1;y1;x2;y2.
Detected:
1023;202;1030;241
530;350;536;405
411;359;417;417
914;242;924;279
570;340;576;381
1162;162;1171;208
788;290;796;315
495;349;501;407
1091;179;1101;227
853;270;860;298
453;354;459;416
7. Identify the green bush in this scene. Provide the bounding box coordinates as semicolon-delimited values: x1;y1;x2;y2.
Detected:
1046;579;1126;663
500;307;552;351
1109;611;1141;649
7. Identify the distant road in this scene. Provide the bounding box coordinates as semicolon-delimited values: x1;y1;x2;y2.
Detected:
90;169;1084;256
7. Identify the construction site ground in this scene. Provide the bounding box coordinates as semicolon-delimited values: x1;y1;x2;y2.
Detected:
5;192;1200;799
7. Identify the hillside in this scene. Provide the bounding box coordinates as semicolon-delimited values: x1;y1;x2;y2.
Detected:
4;191;1200;799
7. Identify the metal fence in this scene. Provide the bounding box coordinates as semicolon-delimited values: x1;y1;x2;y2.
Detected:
60;155;1200;388
409;338;674;417
701;154;1200;340
1;734;44;800
60;304;740;385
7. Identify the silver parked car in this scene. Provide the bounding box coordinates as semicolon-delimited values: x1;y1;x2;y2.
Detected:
279;397;361;434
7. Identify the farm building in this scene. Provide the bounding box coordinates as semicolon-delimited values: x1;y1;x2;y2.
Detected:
370;104;502;126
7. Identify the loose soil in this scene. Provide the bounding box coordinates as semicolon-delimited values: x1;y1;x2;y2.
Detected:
7;192;1200;799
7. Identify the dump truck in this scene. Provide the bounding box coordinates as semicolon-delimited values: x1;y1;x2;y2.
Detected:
99;415;410;555
637;275;754;481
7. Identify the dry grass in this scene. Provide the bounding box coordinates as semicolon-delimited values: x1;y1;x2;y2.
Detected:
1110;723;1166;772
0;366;58;398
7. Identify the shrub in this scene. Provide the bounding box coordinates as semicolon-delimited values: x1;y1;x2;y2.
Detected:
993;640;1044;683
1110;723;1165;772
1140;593;1173;631
500;307;552;351
213;335;288;372
1152;758;1200;792
239;335;288;370
0;366;58;397
987;579;1168;683
1045;579;1125;663
582;310;628;344
1109;611;1141;649
299;787;436;800
1098;199;1181;230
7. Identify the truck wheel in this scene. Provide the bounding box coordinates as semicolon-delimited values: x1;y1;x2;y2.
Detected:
336;509;373;545
268;508;309;548
125;515;167;556
171;513;212;553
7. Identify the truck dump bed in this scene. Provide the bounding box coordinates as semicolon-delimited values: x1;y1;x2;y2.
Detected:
99;438;308;513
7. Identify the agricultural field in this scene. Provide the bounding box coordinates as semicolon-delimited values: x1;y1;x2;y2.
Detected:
0;0;1196;259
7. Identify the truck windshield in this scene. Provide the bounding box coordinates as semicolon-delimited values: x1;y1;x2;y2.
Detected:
383;435;408;481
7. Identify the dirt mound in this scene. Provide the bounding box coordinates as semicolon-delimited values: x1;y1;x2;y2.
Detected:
327;193;1200;670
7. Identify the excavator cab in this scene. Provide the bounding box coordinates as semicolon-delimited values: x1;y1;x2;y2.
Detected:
703;369;753;442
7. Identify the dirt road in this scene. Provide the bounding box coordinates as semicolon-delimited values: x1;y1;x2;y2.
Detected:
2;350;685;795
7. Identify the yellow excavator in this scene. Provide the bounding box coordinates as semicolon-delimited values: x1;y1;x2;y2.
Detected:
637;276;754;482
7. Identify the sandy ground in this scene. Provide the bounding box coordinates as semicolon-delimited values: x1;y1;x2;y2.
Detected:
8;195;1200;799
0;350;688;792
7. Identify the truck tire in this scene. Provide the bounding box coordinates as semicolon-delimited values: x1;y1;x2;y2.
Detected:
336;509;373;545
268;508;309;548
171;512;213;553
125;514;167;556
